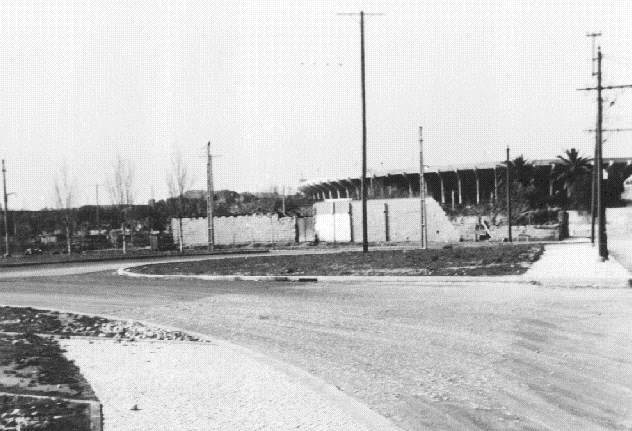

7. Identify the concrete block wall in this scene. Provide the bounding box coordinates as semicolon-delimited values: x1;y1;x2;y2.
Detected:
172;215;296;247
314;200;352;242
566;208;632;238
606;207;632;237
487;225;559;242
296;217;315;242
314;197;460;243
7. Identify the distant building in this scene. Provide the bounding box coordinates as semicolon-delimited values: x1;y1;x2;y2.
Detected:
183;190;206;199
300;157;632;206
39;234;58;245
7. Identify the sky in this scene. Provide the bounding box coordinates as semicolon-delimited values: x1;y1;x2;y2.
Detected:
1;0;631;210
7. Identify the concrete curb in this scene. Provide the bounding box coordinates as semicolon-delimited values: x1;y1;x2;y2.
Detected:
118;265;632;288
0;248;269;269
0;303;405;431
117;266;528;284
524;277;632;289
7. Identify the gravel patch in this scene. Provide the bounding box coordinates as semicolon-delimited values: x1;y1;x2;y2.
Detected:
61;338;396;431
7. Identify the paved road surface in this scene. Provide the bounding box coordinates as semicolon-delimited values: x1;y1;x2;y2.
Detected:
1;266;632;431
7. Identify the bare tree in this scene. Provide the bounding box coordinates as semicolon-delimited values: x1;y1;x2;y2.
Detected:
167;150;194;253
52;163;76;254
107;155;136;253
107;155;135;206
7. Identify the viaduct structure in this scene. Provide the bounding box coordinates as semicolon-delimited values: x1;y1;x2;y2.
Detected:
299;157;632;206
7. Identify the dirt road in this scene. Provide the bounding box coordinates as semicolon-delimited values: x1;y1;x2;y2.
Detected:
1;270;631;430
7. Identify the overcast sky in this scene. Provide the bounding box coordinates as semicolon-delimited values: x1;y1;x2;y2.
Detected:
1;0;631;210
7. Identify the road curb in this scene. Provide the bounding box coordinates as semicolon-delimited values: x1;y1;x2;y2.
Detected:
118;265;632;288
0;248;270;269
524;277;632;289
0;303;406;431
117;266;528;284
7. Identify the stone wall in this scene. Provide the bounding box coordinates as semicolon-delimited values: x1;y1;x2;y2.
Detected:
172;215;296;247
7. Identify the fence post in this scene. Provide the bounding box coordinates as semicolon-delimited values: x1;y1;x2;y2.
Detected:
384;203;390;242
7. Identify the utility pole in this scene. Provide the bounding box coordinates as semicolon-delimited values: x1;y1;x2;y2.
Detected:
359;10;368;253
338;10;383;253
2;160;8;256
207;141;215;252
595;48;607;260
587;32;601;244
578;46;632;260
506;147;512;242
281;186;286;215
418;127;427;249
95;184;100;229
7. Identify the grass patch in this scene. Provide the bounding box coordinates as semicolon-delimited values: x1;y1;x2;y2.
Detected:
0;333;96;400
0;332;96;431
132;244;544;277
0;394;92;431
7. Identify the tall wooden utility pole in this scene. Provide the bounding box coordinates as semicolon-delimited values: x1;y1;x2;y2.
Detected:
207;141;215;252
418;127;427;249
2;160;8;256
595;48;607;260
359;10;368;253
506;147;512;243
338;10;382;253
578;46;632;260
587;32;601;244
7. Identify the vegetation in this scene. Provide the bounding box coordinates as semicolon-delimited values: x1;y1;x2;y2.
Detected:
448;148;618;223
132;244;544;277
0;191;313;252
553;148;592;210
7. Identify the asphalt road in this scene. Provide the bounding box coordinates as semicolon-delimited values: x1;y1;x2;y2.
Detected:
1;261;631;431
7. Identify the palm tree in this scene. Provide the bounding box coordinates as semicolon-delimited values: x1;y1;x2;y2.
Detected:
553;148;592;202
501;155;534;187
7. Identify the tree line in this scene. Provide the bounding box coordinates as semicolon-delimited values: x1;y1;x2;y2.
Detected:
465;148;630;224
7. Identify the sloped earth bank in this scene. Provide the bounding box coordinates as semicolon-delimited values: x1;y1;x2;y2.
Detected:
131;244;543;277
0;307;203;430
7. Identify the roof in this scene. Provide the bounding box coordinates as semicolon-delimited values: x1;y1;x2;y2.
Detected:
298;157;632;190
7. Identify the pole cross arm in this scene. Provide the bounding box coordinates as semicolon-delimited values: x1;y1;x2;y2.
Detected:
337;12;385;16
584;128;632;133
577;84;632;91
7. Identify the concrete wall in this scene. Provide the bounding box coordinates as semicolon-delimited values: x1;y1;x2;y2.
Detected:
553;208;632;239
450;215;560;242
172;215;296;247
314;200;352;242
314;197;460;243
606;207;632;238
296;217;315;243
